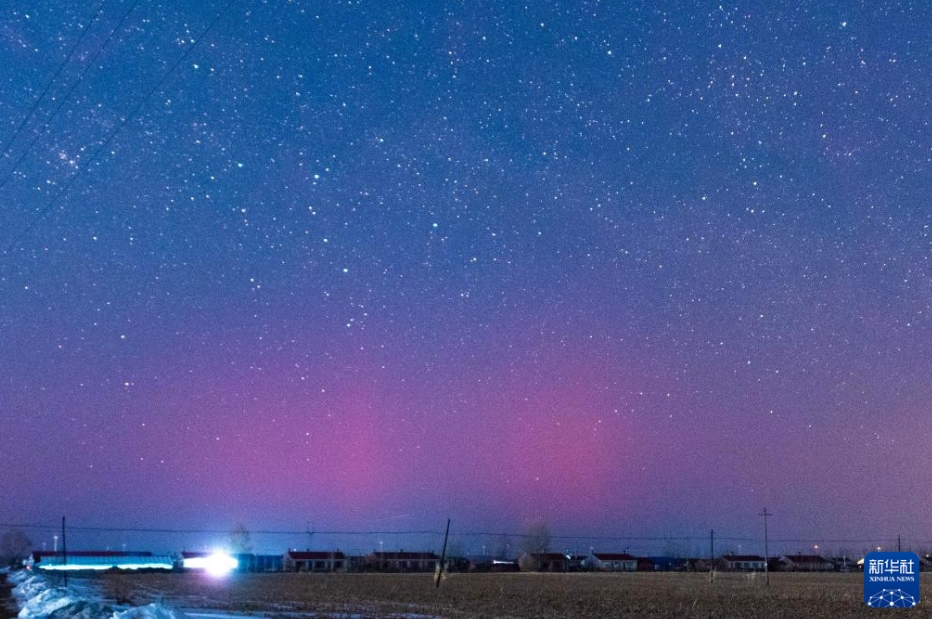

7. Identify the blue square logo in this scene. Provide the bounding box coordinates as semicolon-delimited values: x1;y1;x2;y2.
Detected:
864;552;920;608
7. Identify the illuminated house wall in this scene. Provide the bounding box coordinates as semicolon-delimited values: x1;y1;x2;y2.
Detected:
284;550;346;572
32;550;173;571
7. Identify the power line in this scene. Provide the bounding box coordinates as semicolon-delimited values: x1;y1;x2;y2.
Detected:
0;521;920;547
0;0;145;194
3;3;228;255
0;0;107;168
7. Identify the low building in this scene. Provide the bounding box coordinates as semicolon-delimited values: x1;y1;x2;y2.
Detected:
780;554;836;572
684;558;713;572
636;557;655;571
345;555;366;572
829;556;856;572
717;555;767;571
567;554;587;571
467;555;519;572
465;555;494;571
365;551;439;572
31;550;172;571
252;554;285;572
442;555;470;572
284;550;345;572
519;552;570;572
587;552;637;572
646;557;690;572
232;552;285;573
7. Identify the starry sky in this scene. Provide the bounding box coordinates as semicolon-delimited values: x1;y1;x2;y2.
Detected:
2;0;932;555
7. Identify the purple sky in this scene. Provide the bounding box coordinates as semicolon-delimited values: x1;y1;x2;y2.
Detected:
2;1;932;556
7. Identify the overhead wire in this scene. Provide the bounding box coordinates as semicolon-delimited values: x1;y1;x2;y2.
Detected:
0;0;146;194
0;0;107;170
3;3;228;255
0;522;917;547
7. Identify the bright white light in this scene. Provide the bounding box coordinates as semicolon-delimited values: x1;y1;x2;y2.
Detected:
184;552;238;576
205;552;237;576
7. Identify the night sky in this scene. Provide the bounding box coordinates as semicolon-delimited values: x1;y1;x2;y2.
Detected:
2;1;932;555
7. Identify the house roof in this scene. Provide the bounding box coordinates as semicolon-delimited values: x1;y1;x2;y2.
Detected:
593;553;636;561
287;551;346;560
34;550;153;560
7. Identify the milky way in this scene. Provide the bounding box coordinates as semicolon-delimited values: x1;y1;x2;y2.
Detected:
2;1;931;555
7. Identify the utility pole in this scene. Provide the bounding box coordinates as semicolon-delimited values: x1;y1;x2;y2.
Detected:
61;517;68;587
709;529;715;583
436;519;451;589
758;508;772;587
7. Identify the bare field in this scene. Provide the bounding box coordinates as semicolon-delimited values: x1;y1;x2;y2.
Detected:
94;571;932;619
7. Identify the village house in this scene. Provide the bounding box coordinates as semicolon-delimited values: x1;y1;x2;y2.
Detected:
681;558;714;572
636;557;655;571
586;552;637;572
465;555;519;572
284;550;345;572
717;554;767;571
31;550;173;571
645;557;691;572
519;552;570;572
365;551;439;572
779;554;836;572
228;553;282;572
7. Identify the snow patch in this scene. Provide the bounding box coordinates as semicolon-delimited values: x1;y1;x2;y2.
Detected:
8;572;188;619
113;605;189;619
46;601;115;619
18;588;81;618
11;573;47;601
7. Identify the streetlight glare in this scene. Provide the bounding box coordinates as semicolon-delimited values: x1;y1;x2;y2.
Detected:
182;552;238;577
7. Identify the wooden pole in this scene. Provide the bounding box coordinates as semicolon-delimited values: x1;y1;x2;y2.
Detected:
436;519;450;588
759;508;772;587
